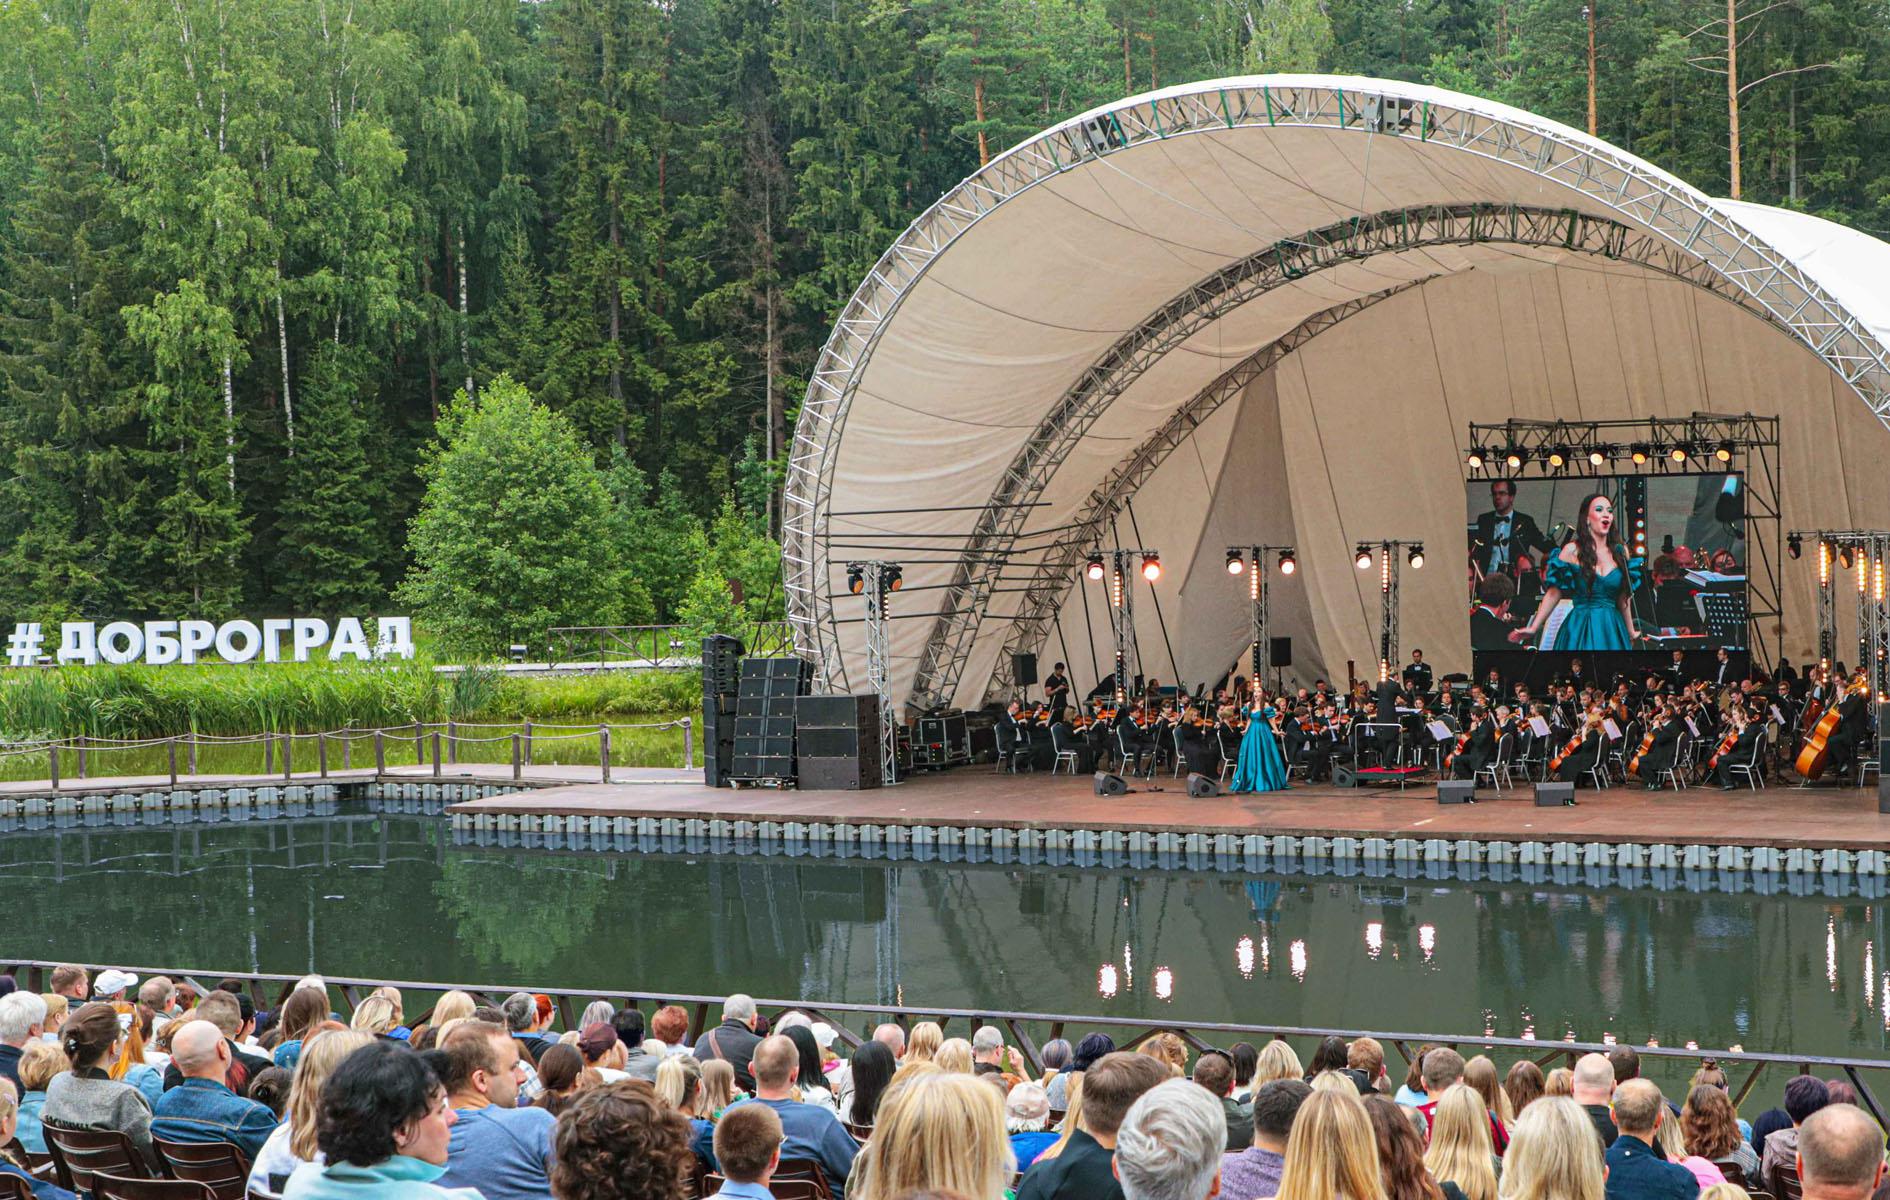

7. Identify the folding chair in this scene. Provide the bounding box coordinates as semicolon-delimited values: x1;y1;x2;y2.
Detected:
1728;737;1767;790
42;1124;151;1195
88;1176;214;1200
155;1139;251;1200
1474;732;1515;794
1048;723;1080;775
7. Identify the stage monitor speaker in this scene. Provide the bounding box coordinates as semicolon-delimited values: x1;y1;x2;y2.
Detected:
1534;781;1574;808
1093;771;1128;796
1437;780;1475;806
1331;764;1358;789
1013;653;1039;687
1270;637;1292;668
1187;772;1220;798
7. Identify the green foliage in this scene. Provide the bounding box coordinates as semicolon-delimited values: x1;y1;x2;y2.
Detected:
275;344;395;612
397;376;628;654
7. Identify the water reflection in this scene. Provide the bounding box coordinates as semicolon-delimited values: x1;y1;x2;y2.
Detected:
8;809;1890;1059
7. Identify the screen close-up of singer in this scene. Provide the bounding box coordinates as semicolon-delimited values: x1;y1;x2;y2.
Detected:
1466;474;1748;661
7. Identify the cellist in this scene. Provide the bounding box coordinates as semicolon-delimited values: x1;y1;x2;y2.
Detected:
1634;701;1684;790
1450;704;1496;780
1824;669;1873;784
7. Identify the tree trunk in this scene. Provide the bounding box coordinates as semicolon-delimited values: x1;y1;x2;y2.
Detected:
1726;0;1741;199
1586;3;1597;136
276;272;294;454
457;221;474;401
974;75;989;166
1788;78;1799;203
222;354;236;494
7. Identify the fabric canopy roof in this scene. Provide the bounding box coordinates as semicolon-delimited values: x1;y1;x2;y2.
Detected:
782;75;1890;714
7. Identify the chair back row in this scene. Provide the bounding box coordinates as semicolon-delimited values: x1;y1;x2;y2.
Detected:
41;1124;251;1200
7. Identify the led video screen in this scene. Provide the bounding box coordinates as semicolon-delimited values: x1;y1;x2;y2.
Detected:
1465;473;1748;656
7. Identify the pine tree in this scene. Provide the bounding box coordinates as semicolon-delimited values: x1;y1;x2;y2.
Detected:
275;344;394;613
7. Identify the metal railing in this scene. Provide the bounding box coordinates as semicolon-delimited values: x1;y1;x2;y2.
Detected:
0;718;694;789
8;958;1888;1128
544;623;794;668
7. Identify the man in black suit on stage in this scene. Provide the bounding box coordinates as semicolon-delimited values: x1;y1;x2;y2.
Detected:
1825;677;1872;783
1401;649;1433;698
1471;575;1517;651
1473;479;1551;578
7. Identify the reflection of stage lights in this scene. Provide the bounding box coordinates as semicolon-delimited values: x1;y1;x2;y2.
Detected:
1289;939;1308;981
1236;936;1255;979
1097;963;1118;999
1419;924;1436;961
1153;966;1174;1002
1365;922;1384;959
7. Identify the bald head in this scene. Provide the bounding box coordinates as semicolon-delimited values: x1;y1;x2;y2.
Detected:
1799;1104;1888;1199
873;1023;906;1058
1571;1053;1615;1104
1612;1078;1664;1136
170;1020;229;1080
752;1035;799;1095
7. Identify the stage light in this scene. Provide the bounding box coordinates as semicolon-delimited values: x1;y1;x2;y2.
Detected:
1355;545;1374;570
1546;447;1567;470
1788;533;1802;560
1467;448;1485;471
1840;546;1855;570
1408;544;1425;569
884;565;903;591
846;564;865;595
1588;445;1609;467
1140;553;1162;583
1085;554;1106;581
1630;444;1650;465
1715;441;1734;463
1504;447;1523;470
1670;443;1689;464
1278;549;1296;575
1225;548;1245;575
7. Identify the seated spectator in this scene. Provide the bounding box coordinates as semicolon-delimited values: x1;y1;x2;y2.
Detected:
726;1035;857;1194
40;997;68;1047
1192;1050;1252;1152
248;1030;373;1199
43;1001;160;1169
1039;1039;1073;1092
1546;1069;1574;1099
1465;1057;1515;1129
368;989;408;1041
577;1003;615;1034
433;1019;557;1200
709;1103;784;1199
501;993;557;1066
1;992;47;1091
1505;1062;1547;1119
1006;1082;1057;1171
1255;1039;1306;1088
1115;1077;1226;1200
273;989;332;1074
694;996;764;1092
849;1070;1012;1200
578;1024;628;1084
1502;1096;1605;1200
1572;1053;1620;1152
649;1006;691;1059
783;1027;835;1112
47;967;88;1008
249;1068;294;1118
1682;1085;1759;1183
1364;1093;1443;1200
1307;1037;1351;1079
971;1026;1021;1084
1228;1043;1258;1103
1653;1104;1726;1191
1426;1085;1499;1200
1222;1079;1311;1200
140;979;180;1041
838;1041;896;1128
1043;1033;1111;1110
1763;1077;1830;1195
281;1041;461;1200
610;1009;657;1082
935;1039;974;1075
1417;1050;1508;1153
0;1079;78;1200
350;998;402;1041
13;1041;66;1154
653;1055;716;1169
1398;1045;1442;1106
1686;1067;1752;1146
1017;1051;1169;1200
1796;1104;1886;1200
1141;1032;1188;1079
152;1019;280;1161
905;1022;943;1065
1270;1088;1387;1200
1606;1080;1699;1200
532;1044;586;1117
1350;1037;1390;1097
112;1007;164;1105
411;991;475;1051
699;1060;741;1120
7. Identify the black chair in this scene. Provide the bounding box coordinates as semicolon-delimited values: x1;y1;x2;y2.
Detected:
1777;1165;1805;1200
42;1124;151;1195
88;1174;215;1200
842;1120;873;1142
155;1139;251;1200
0;1172;35;1200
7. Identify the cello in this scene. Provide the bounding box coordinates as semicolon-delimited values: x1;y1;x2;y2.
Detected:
1548;729;1585;774
1796;675;1865;780
1628;719;1660;778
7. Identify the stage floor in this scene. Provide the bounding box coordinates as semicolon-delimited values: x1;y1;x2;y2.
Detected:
445;766;1890;852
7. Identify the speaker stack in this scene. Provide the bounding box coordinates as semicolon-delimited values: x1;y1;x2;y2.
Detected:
1877;703;1889;814
731;657;812;785
700;635;743;787
795;694;883;790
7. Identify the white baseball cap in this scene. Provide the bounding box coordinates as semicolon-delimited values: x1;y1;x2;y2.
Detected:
809;1022;838;1050
94;969;138;997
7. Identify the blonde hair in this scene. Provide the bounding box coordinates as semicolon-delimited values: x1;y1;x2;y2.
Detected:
369;987;403;1023
1464;1056;1515;1124
288;1030;374;1161
1138;1032;1187;1077
1035;1071;1086;1163
40;995;68;1029
934;1038;974;1075
1544;1069;1574;1098
1274;1088;1387;1200
1653;1112;1687;1161
699;1059;738;1115
1313;1070;1358;1094
850;1069;1015;1200
1424;1084;1498;1200
1498;1097;1606;1200
1698;1186;1748;1200
1254;1039;1305;1085
18;1041;69;1092
350;996;399;1036
906;1022;942;1064
654;1055;702;1112
431;990;476;1027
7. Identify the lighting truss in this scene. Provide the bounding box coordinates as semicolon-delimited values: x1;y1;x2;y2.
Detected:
1355;540;1424;682
1229;545;1296;693
1792;530;1890;702
852;560;902;785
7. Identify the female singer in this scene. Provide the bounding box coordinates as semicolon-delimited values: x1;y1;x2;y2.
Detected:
1508;493;1642;652
1230;691;1290;794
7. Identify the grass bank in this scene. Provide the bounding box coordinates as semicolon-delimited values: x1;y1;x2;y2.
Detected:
0;661;701;741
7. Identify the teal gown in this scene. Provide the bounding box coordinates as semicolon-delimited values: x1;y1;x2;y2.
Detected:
1543;555;1642;652
1230;706;1289;793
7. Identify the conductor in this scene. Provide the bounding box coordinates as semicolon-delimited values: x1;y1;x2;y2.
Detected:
1473;479;1550;578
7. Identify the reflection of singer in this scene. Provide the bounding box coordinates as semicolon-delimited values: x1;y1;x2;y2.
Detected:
1473;479;1550;577
1510;493;1641;652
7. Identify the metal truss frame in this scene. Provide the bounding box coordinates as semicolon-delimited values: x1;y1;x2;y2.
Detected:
1795;530;1890;701
783;78;1890;701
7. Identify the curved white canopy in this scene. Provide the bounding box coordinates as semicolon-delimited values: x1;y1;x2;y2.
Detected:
783;75;1890;713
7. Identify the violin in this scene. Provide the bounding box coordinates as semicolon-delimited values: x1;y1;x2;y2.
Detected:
1548;729;1585;772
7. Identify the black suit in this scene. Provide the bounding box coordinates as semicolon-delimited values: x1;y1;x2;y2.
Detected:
1471;607;1514;651
1474;509;1551;576
1636;720;1683;780
1555;729;1604;783
1402;662;1433;696
1715;724;1764;786
1452;719;1496;779
1826;693;1871;778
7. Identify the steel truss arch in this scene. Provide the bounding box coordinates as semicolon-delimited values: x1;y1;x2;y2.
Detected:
783;75;1890;702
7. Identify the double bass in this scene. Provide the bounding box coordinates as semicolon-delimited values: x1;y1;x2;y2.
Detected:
1796;675;1866;780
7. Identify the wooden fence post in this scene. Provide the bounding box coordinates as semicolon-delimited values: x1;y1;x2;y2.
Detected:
342;732;351;771
600;726;611;784
374;730;386;774
682;719;693;771
76;739;86;779
265;735;274;776
49;743;59;791
413;724;423;766
282;734;293;780
524;719;533;763
168;738;178;786
447;721;457;765
512;734;522;781
318;733;328;778
431;732;441;778
187;733;197;776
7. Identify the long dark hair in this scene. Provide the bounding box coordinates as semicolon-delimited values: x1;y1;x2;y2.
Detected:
783;1026;826;1094
1573;492;1629;596
847;1041;897;1127
1365;1094;1445;1200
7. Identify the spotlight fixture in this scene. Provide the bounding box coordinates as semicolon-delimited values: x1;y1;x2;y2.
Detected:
846;564;865;595
1278;549;1296;575
1225;548;1245;575
1840;546;1855;570
1589;444;1611;467
1085;554;1106;581
1630;443;1650;466
1545;447;1567;470
1355;545;1374;571
1670;443;1690;464
884;564;903;592
1140;553;1162;583
1788;532;1802;560
1408;544;1425;569
1715;441;1734;463
1466;448;1485;471
1503;447;1523;470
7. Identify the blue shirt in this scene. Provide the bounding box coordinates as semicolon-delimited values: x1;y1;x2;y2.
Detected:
284;1156;481;1200
152;1077;280;1163
709;1183;775;1200
1605;1134;1700;1200
2;1160;77;1200
438;1105;557;1200
14;1090;48;1154
725;1097;857;1196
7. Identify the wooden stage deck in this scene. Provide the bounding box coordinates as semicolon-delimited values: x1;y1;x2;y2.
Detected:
445;766;1890;853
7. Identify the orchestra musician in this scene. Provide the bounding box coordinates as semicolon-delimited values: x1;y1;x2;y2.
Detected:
1473;478;1551;577
1451;704;1496;780
1635;702;1684;790
1401;649;1434;697
1824;671;1873;783
1553;711;1606;790
1714;706;1764;790
1470;574;1518;651
1043;662;1071;723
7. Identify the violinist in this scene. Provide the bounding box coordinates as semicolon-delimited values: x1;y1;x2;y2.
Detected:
1044;662;1071;724
1634;701;1683;790
997;700;1035;773
1714;705;1764;790
1451;704;1496;780
1115;705;1156;775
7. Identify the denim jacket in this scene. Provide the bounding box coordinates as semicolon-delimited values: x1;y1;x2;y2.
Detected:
151;1077;280;1162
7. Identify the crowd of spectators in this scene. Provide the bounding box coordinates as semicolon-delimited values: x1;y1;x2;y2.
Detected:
3;966;1889;1200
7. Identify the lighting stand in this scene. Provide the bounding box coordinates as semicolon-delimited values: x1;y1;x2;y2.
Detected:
1358;539;1422;682
1101;549;1158;706
1795;531;1890;701
860;560;900;786
1230;545;1296;694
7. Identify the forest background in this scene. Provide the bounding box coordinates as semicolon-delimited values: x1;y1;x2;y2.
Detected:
2;0;1883;655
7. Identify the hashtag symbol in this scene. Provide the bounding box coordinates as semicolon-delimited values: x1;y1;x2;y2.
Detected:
6;623;44;667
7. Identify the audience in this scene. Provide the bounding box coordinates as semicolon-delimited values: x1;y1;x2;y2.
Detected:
1017;1052;1169;1200
0;1079;76;1200
1763;1076;1831;1195
281;1041;459;1200
1115;1077;1227;1200
1681;1085;1759;1182
709;1103;784;1199
1426;1084;1500;1200
1256;1040;1306;1088
1043;1033;1111;1109
1399;1047;1442;1106
151;1019;280;1160
1796;1105;1886;1200
533;1043;587;1116
649;1006;692;1059
1465;1056;1516;1128
1140;1032;1189;1079
551;1079;694;1200
578;1023;627;1083
1504;1063;1546;1119
1605;1079;1700;1200
1365;1094;1442;1200
839;1041;896;1127
935;1038;974;1075
1501;1097;1605;1200
695;996;765;1092
1192;1049;1252;1151
1572;1054;1620;1152
784;1026;837;1111
905;1022;943;1066
726;1035;857;1193
1350;1038;1390;1097
502;993;558;1066
13;1041;64;1154
166;990;273;1093
1271;1087;1389;1200
1223;1079;1311;1200
1418;1050;1508;1153
851;1070;1013;1200
273;989;332;1073
613;1009;658;1081
1005;1081;1058;1170
1229;1043;1259;1103
43;1001;160;1169
248;1030;373;1199
433;1019;557;1200
652;1055;717;1167
1545;1069;1574;1100
0;993;47;1092
699;1060;741;1119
